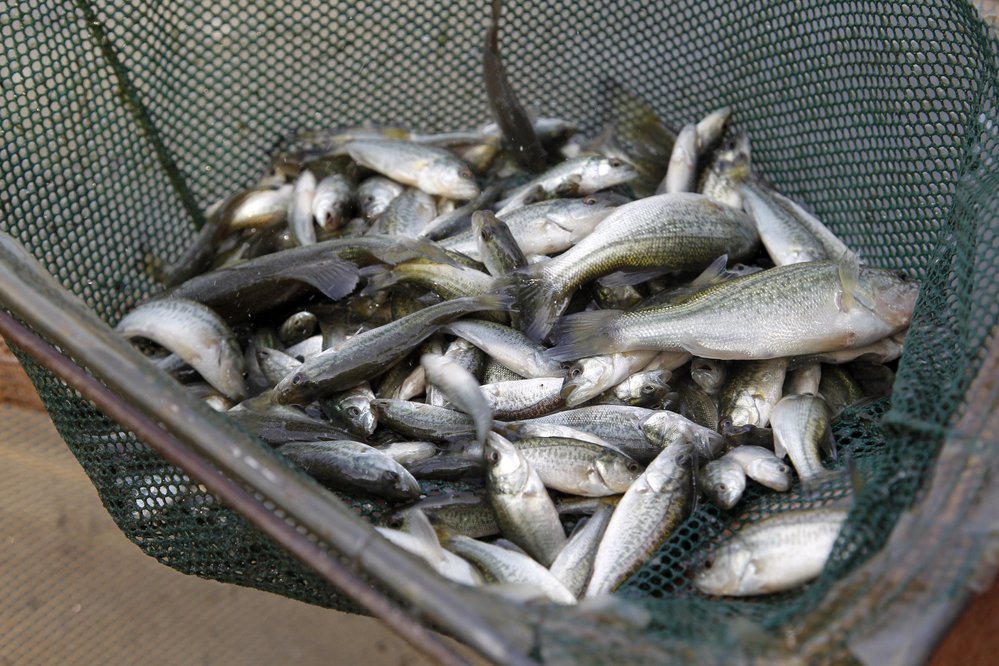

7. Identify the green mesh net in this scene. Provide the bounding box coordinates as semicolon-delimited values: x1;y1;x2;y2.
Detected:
2;0;998;660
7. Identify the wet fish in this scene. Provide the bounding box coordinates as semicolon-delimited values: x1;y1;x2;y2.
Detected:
585;439;694;597
549;261;917;361
421;352;493;445
484;432;566;566
514;436;642;497
288;169;318;246
116;299;248;401
510;192;759;341
373;399;477;443
320;383;378;437
279;440;422;501
723;445;793;492
560;350;658;408
473;210;528;278
606;369;672;407
480;377;564;420
549;501;615;597
717;359;789;430
444;319;564;379
770;393;836;490
693;508;848;596
336;139;480;200
699;457;747;510
496;155;637;214
358;176;404;222
312;173;354;232
274;293;509;404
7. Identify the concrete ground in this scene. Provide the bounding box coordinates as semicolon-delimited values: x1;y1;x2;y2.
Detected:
0;401;447;666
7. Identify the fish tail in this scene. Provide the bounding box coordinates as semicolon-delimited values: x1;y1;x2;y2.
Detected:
496;266;563;342
799;468;842;495
547;309;625;361
358;264;399;296
282;257;360;300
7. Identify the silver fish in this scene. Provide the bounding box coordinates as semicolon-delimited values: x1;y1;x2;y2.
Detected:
718;359;789;429
375;440;438;465
496;155;637;214
561;350;658;408
657;123;698;194
484;432;567;567
549;261;917;361
336;139;480;200
379;187;437;238
288;169;318;246
278;440;422;501
116;299;247;401
693;508;848;596
770;393;836;490
321;383;378;437
723;445;793;492
312;173;354;232
549;502;615;597
480;377;565;420
585;439;694;597
514;436;642;497
699;457;747;510
357;176;404;222
421;352;493;445
444;319;564;379
512;192;759;342
278;311;319;347
607;369;672;407
444;535;576;605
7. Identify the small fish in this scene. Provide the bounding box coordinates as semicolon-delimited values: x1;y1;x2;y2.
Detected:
320;383;378;437
116;299;247;401
510;192;759;342
585;439;694;597
496;155;637;214
312;173;355;232
358;176;404;222
770;393;836;490
717;359;789;429
818;364;867;418
606;369;672;407
256;346;302;386
421;352;493;445
690;358;728;395
656;123;698;194
561;350;658;408
336;139;480;200
549;261;917;361
274;293;509;404
278;440;422;501
379;187;437;238
549;501;615;597
443;535;576;604
444;319;564;379
785;362;822;396
278;311;319;347
698;130;752;209
699;457;747;510
376;519;483;587
723;445;793;492
693;508;848;596
482;0;547;171
288;169;318;246
484;432;567;567
514;436;642;497
473;210;527;278
394;492;499;539
480;377;565;420
375;440;438;465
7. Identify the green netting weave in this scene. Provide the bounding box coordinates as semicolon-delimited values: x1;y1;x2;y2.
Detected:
2;0;998;660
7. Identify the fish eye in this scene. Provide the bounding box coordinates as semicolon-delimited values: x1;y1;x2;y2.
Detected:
382;470;400;484
641;384;656;394
346;406;360;418
583;196;598;205
627;462;641;473
480;228;494;241
569;366;582;380
459;168;474;180
291;374;303;385
778;464;790;474
703;557;714;570
608;158;623;168
717;483;727;491
675;453;690;466
487;450;501;465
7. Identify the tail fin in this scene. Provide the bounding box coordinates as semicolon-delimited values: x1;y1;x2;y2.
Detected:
358;264;400;296
282;257;360;300
496;265;565;342
547;309;624;361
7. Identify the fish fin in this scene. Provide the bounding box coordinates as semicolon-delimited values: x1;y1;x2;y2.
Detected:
496;266;563;342
554;174;582;198
800;469;842;495
821;422;837;459
369;235;463;267
597;268;670;288
402;509;447;560
689;254;730;290
358;264;399;296
836;250;861;312
282;257;360;300
548;309;625;362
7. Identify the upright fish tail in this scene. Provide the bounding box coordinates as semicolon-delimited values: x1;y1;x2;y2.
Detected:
547;309;626;361
496;266;564;342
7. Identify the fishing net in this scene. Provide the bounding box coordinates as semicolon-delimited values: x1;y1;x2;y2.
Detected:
2;0;997;661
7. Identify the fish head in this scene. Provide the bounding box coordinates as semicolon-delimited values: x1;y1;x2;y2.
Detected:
377;464;422;501
272;368;318;406
690;359;726;393
589;156;639;188
595;451;643;494
426;161;480;200
561;356;614;407
483;432;529;492
643;439;694;492
699;459;747;510
693;540;754;596
341;399;377;437
747;458;793;492
855;267;919;330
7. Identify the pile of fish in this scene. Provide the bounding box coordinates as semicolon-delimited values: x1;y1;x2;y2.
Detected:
115;6;917;605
